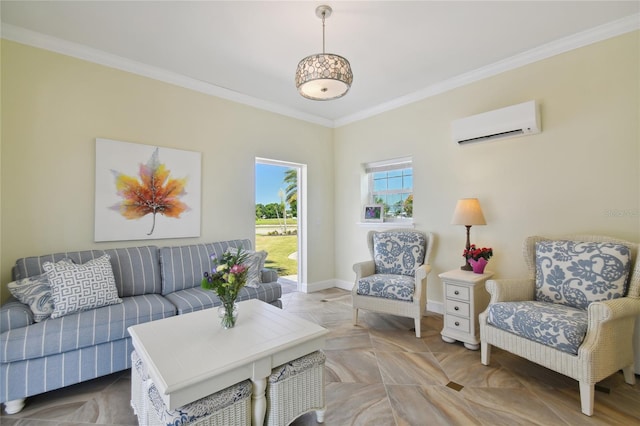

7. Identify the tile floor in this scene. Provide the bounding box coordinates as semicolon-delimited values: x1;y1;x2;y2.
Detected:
2;288;639;425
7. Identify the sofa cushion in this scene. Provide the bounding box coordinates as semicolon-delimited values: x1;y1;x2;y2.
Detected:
487;301;588;355
159;240;253;295
0;294;175;363
44;255;123;319
14;246;162;298
165;282;283;315
357;274;415;302
104;246;162;296
372;232;426;277
535;240;632;310
7;274;54;322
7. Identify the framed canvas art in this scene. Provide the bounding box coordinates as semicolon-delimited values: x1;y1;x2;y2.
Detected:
95;138;201;242
363;204;384;223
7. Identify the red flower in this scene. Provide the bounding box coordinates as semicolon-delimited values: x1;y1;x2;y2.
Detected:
463;244;493;261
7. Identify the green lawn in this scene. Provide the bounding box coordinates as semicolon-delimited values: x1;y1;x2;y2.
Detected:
255;234;297;276
255;218;298;226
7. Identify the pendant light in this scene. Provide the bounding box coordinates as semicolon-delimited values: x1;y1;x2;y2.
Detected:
295;5;353;100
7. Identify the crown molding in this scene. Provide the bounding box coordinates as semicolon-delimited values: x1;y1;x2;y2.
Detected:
0;23;334;128
2;13;638;130
334;13;640;128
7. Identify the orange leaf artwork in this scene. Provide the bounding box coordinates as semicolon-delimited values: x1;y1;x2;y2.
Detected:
111;148;189;235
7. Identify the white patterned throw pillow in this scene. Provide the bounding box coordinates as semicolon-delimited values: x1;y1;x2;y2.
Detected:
43;254;122;319
245;250;268;288
7;274;54;322
226;249;268;288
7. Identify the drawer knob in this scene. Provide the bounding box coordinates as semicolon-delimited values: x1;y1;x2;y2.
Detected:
454;290;460;295
454;306;459;311
455;321;460;326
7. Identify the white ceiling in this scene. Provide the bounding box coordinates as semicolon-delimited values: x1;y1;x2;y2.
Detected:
2;1;639;127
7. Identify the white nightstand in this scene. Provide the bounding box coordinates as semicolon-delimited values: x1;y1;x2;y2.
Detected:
439;269;494;350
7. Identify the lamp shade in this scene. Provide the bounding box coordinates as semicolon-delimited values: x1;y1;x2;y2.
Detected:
296;53;353;100
451;198;486;226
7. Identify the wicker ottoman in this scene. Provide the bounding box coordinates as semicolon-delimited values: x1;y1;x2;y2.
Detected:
131;350;149;424
130;350;252;426
265;350;326;425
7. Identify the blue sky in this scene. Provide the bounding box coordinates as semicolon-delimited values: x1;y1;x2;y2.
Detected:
255;163;292;205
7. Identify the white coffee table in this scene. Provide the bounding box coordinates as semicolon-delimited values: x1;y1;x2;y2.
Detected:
128;299;329;426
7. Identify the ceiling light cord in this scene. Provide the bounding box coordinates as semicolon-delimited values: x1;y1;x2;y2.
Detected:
321;11;326;54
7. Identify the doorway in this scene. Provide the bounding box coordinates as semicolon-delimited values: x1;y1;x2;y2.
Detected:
255;158;306;292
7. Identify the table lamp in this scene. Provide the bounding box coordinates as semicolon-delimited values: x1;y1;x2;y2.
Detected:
451;198;486;271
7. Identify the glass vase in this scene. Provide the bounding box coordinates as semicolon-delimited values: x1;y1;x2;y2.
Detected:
218;300;238;329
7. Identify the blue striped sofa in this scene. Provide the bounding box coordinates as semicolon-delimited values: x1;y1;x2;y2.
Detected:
0;239;281;414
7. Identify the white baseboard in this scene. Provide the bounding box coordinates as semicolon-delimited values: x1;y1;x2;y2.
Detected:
333;279;353;291
299;279;339;293
427;300;444;315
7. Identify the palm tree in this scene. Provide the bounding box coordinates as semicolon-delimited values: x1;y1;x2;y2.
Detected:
283;169;297;218
278;188;287;233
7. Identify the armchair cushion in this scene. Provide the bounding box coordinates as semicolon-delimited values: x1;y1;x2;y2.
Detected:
372;232;426;277
487;300;587;355
535;241;632;310
357;274;415;302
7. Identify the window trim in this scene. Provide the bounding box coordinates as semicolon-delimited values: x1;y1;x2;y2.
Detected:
363;156;413;222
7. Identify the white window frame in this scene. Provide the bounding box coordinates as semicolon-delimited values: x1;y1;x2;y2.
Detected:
364;156;413;223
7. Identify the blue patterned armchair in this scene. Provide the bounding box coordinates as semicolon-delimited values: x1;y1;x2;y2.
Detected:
479;235;640;416
352;229;433;338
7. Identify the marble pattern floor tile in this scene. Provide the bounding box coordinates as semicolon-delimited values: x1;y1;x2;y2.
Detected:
2;288;639;425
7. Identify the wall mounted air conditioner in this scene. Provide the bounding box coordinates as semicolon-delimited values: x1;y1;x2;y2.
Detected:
451;100;541;144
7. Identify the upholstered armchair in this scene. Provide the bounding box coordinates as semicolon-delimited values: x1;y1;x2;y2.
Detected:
352;229;433;338
479;235;640;416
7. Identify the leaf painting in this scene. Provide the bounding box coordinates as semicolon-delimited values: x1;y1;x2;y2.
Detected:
111;148;189;235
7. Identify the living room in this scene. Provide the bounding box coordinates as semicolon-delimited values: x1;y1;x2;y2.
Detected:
1;1;639;424
2;4;638;307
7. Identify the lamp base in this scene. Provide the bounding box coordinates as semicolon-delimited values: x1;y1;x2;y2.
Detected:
460;263;472;271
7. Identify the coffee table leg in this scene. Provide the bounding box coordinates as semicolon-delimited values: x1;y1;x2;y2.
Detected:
251;377;267;426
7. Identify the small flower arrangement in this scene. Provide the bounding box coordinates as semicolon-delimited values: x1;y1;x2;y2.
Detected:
463;244;493;261
202;248;249;328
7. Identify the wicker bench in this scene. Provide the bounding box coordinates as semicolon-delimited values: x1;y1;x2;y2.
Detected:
265;350;326;425
131;351;252;426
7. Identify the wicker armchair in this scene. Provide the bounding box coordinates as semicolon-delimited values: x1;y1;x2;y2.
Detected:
479;235;640;416
352;229;433;338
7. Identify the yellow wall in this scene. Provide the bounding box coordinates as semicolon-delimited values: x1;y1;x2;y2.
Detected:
0;40;335;302
334;32;640;305
2;32;639;307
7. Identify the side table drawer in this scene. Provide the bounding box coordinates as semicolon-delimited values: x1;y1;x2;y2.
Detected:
446;284;470;301
445;315;471;334
445;299;470;317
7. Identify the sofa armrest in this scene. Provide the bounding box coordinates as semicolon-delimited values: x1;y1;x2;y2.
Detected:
587;297;640;324
0;297;34;333
353;260;375;281
412;264;431;301
485;278;535;303
261;268;279;284
579;297;640;361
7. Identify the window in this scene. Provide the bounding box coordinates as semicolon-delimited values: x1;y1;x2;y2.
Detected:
365;157;413;220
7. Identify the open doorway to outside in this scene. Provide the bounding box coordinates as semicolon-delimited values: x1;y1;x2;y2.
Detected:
255;158;306;294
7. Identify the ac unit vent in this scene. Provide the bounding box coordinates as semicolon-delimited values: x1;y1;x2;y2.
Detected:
452;101;541;144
